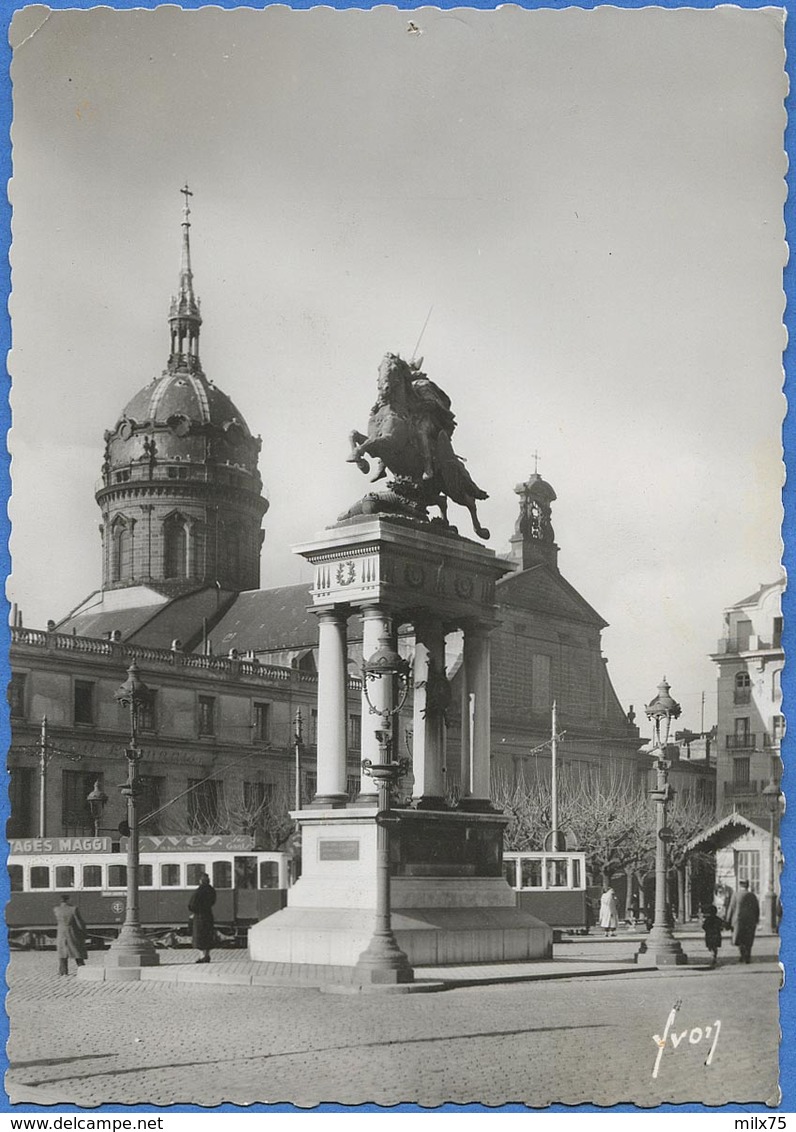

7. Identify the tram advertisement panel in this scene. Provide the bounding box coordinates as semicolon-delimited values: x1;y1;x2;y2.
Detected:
9;837;112;855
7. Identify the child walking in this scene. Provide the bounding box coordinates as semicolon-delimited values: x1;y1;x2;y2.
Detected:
702;903;723;967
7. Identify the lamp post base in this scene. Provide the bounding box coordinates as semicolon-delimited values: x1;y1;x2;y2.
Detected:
354;930;414;984
635;926;688;967
104;924;161;971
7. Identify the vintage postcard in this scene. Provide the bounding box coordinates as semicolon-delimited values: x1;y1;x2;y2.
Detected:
2;3;789;1116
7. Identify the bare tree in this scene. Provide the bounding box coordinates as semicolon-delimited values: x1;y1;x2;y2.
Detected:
215;779;295;851
491;769;549;850
667;787;716;918
494;763;659;903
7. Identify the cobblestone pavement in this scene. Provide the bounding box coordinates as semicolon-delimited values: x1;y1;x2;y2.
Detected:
5;948;781;1110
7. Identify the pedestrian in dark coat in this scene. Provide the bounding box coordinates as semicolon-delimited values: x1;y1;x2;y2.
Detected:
188;873;216;963
727;880;760;963
54;894;88;976
701;904;723;967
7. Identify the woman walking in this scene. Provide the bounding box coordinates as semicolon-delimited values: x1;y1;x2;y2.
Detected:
54;894;88;976
599;885;619;937
189;873;217;963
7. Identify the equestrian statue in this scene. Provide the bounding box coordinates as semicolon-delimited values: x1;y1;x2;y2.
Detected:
345;353;490;540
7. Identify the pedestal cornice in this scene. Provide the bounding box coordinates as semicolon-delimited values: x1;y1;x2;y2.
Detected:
293;516;513;624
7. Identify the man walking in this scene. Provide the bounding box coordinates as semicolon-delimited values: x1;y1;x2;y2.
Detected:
727;879;760;964
54;894;88;976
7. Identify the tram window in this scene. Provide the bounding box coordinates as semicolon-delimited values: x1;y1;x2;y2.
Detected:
546;859;568;888
520;859;542;889
140;865;154;887
212;861;232;889
9;865;23;892
82;865;102;889
235;856;257;890
572;859;582;888
503;859;517;888
108;865;127;887
259;861;279;889
55;866;75;889
30;866;50;889
186;863;205;887
161;863;181;887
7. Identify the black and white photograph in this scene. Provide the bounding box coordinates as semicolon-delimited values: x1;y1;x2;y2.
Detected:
3;3;788;1113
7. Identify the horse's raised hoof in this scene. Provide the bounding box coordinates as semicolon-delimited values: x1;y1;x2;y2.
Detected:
475;526;490;540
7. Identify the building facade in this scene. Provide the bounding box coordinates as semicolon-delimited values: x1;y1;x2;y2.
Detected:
711;578;784;821
8;627;362;843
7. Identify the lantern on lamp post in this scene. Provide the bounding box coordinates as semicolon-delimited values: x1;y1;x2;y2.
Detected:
86;780;108;838
103;662;160;974
354;632;414;985
636;677;688;967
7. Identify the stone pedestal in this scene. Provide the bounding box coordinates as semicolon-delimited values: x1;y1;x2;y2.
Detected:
249;808;553;967
248;516;553;973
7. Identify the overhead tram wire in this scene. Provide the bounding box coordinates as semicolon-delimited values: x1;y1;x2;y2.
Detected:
139;744;276;827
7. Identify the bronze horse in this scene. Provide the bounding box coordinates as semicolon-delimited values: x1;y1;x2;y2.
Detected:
347;353;490;540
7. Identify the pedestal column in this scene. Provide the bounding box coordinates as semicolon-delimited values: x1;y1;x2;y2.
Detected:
411;615;446;807
313;608;349;807
461;624;493;808
357;606;394;803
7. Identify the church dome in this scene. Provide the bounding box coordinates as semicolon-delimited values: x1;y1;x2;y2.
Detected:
95;187;268;597
108;371;260;474
121;371;252;437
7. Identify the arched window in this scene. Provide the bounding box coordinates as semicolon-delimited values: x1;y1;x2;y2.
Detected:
163;514;188;579
111;517;133;583
191;519;206;580
773;668;783;700
734;671;751;705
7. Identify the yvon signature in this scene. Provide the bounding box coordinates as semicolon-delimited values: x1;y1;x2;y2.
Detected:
652;998;721;1079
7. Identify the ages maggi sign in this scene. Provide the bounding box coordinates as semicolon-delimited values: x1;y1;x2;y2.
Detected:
9;837;112;855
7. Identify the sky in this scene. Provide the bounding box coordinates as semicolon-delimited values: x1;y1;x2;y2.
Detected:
5;4;787;735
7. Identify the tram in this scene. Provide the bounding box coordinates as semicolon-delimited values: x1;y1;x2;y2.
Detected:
7;834;291;949
503;850;590;931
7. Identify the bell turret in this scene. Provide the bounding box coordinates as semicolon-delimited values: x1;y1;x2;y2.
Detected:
509;461;559;571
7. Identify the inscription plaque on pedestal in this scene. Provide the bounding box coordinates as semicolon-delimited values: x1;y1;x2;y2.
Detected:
318;839;360;861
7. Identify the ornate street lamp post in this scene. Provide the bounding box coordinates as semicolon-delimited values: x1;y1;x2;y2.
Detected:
762;778;782;933
637;677;687;967
104;662;160;974
294;708;303;812
354;633;414;985
86;780;108;838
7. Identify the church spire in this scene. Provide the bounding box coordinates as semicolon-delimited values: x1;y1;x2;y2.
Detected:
168;184;202;374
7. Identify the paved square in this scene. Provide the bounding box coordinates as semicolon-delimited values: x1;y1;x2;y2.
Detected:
6;946;781;1108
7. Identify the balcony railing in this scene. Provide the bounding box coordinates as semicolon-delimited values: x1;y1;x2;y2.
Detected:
94;460;261;496
724;779;770;798
10;625;361;691
725;733;756;750
763;732;783;749
715;635;780;655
